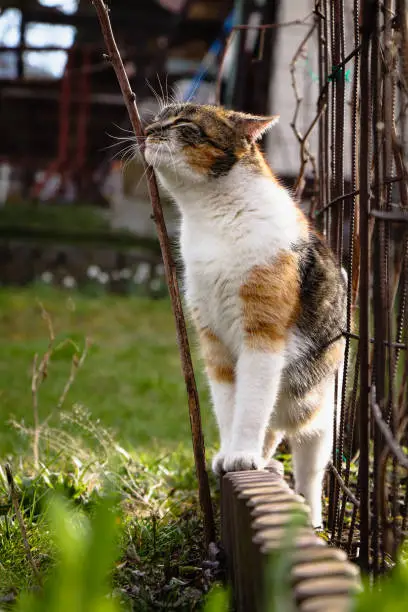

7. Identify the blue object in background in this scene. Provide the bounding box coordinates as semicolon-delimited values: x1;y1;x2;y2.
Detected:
182;11;235;102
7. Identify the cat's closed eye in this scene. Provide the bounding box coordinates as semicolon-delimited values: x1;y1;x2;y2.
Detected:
170;121;201;135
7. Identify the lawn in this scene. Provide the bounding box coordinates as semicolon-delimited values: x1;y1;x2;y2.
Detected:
0;202;109;233
0;286;220;610
0;286;216;458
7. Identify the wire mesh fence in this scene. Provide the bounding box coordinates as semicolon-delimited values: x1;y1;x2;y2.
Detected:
312;0;408;573
220;0;408;575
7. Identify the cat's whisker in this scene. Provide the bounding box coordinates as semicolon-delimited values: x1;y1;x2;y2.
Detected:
163;142;180;186
107;145;130;162
111;122;135;134
135;159;155;190
106;133;139;143
167;83;180;105
152;141;162;170
111;144;137;164
156;73;166;110
165;73;170;107
103;140;129;152
141;108;157;121
146;78;165;112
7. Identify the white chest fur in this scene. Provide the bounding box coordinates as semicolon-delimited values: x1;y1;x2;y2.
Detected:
175;166;301;359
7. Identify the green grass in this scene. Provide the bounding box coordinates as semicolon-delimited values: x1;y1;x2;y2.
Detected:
0;286;216;458
0;286;220;609
0;202;109;233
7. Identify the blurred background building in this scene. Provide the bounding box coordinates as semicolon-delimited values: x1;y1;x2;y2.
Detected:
0;0;355;291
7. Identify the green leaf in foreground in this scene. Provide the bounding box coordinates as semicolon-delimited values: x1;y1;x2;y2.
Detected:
15;495;121;612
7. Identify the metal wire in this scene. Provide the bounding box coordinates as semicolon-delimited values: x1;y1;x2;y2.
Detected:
314;0;408;574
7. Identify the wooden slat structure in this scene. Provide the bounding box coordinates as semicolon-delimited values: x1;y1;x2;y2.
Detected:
221;463;361;611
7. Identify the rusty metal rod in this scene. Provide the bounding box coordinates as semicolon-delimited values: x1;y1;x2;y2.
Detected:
357;0;376;573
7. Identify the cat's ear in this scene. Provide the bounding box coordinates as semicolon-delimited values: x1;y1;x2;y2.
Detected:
230;113;280;142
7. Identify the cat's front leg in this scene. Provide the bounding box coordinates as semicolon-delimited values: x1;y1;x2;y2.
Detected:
224;254;299;472
223;349;285;472
208;378;235;474
197;327;235;475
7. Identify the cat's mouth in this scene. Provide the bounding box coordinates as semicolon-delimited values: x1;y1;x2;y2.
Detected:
144;138;173;168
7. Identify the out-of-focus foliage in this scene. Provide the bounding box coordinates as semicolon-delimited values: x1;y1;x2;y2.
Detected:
14;495;121;612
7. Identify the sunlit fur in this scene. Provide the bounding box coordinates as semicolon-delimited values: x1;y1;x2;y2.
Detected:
144;103;346;528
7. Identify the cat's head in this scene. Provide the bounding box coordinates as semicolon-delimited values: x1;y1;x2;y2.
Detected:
144;103;279;186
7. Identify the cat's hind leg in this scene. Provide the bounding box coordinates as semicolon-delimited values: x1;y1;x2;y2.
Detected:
288;377;336;529
263;428;284;463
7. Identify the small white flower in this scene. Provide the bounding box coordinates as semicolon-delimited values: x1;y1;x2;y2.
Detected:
97;271;109;285
150;278;161;292
62;275;76;289
120;268;132;280
87;264;100;279
133;263;151;284
41;271;53;284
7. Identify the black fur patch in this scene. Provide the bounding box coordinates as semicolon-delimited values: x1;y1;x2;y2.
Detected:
210;149;238;177
282;232;347;399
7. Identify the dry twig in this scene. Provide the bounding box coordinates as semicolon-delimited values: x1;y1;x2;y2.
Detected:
31;301;56;469
289;22;321;203
91;0;215;546
5;464;42;587
328;461;360;508
215;12;315;105
57;338;91;412
371;401;408;470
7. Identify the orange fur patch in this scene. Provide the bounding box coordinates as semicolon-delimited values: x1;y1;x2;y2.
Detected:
325;338;345;369
183;143;227;174
240;251;300;351
198;327;235;383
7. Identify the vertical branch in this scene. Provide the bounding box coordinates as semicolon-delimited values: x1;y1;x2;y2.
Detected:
289;21;318;203
31;301;55;469
91;0;215;546
31;354;40;470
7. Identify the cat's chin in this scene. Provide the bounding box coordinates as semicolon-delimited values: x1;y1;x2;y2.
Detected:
144;143;172;167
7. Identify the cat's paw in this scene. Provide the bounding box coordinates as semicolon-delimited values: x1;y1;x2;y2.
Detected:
212;451;226;476
223;451;266;473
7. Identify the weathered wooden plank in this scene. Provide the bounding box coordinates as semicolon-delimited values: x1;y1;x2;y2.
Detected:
221;469;361;611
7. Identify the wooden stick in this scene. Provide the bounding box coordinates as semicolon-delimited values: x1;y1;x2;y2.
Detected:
91;0;215;546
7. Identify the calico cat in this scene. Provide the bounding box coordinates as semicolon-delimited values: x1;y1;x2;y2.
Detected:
144;103;347;528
